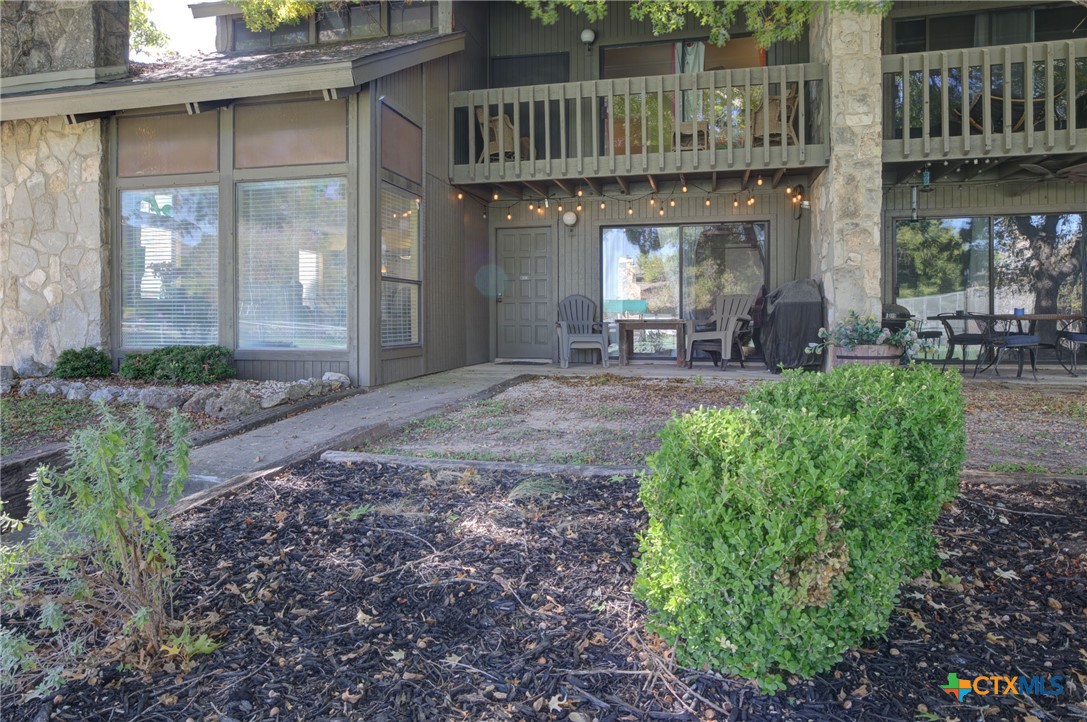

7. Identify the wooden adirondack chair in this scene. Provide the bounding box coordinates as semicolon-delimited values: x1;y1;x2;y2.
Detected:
684;292;758;369
476;107;534;162
556;294;609;368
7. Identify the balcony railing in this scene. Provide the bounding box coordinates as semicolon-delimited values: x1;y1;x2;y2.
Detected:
882;39;1087;162
449;63;828;185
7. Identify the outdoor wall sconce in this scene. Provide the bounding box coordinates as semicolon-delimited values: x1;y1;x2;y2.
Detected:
562;211;579;227
580;28;596;52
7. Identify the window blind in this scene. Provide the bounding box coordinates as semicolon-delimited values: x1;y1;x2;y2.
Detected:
119;187;219;347
380;184;422;347
236;178;348;350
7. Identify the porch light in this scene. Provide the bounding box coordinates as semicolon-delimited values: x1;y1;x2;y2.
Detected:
580;28;596;52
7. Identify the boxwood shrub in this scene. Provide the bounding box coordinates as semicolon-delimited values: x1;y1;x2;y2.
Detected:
52;346;112;379
633;364;965;690
119;345;235;384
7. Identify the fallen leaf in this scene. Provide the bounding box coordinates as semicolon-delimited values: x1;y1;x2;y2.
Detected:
548;693;566;712
273;510;288;524
994;568;1020;580
388;649;406;661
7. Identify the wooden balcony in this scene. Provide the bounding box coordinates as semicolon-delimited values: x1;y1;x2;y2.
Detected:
883;39;1087;164
449;63;828;188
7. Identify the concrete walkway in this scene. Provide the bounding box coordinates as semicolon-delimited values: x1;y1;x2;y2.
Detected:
183;364;528;493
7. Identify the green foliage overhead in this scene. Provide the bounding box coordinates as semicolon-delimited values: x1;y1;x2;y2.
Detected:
52;346;112;379
236;0;323;31
130;0;170;52
119;345;235;384
634;364;965;689
516;0;892;48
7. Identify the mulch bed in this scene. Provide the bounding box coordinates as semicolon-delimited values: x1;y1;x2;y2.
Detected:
3;461;1084;721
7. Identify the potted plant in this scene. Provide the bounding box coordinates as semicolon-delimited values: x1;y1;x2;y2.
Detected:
806;311;924;368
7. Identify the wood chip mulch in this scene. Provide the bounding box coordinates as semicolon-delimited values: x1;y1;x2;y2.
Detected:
3;462;1084;722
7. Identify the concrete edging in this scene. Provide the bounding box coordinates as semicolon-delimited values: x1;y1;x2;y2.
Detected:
320;450;647;479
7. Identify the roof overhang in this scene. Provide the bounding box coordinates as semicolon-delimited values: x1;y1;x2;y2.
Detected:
189;2;241;19
0;32;464;122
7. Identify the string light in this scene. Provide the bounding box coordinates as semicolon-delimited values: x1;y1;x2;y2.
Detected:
658;207;665;217
747;194;755;206
493;191;500;201
537;207;545;215
786;185;793;195
576;201;583;212
668;198;676;208
756;175;763;187
557;203;564;212
456;191;463;200
705;196;711;207
577;188;584;197
732;196;739;209
599;200;606;210
627;203;634;216
528;201;535;211
506;211;513;220
681;185;688;193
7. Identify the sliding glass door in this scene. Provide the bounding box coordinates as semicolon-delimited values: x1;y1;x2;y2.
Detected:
602;222;766;358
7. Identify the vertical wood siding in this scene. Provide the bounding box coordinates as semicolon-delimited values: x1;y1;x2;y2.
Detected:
880;180;1087;297
487;2;806;84
234;359;349;381
488;182;810;360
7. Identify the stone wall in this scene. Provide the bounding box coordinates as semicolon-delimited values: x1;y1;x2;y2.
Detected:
1;1;128;78
807;8;884;325
1;117;109;376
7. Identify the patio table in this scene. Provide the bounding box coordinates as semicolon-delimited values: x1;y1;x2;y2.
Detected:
615;318;687;366
967;313;1086;378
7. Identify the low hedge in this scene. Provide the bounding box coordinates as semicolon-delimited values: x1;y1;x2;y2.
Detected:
52;347;112;379
119;345;235;384
633;363;965;690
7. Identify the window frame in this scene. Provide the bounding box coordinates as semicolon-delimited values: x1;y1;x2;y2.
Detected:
378;181;423;349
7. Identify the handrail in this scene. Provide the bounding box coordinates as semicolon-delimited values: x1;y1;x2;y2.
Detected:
882;39;1087;160
449;62;828;184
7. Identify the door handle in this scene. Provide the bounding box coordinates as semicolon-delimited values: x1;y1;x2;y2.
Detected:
497;293;503;303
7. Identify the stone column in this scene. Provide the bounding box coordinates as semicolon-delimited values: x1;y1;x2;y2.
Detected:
808;8;884;325
1;117;110;376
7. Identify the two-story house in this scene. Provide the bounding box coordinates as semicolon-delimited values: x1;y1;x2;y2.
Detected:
1;0;1084;384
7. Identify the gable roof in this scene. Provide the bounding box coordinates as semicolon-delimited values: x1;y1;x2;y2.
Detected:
0;30;463;121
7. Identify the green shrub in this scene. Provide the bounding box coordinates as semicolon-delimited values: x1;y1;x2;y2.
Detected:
0;404;191;699
52;346;111;379
633;364;965;690
119;345;234;384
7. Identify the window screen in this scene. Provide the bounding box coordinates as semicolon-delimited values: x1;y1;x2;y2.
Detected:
235;100;347;168
389;0;433;34
236;178;348;349
117;112;218;177
380;185;421;346
120;187;219;347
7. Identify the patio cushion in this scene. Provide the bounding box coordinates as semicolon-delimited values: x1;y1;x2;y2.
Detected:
1001;334;1040;347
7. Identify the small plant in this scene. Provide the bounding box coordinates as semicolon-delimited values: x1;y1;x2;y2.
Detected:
161;625;221;661
508;477;566;500
333;503;374;522
119;345;234;384
52;346;112;379
805;311;926;357
0;404;191;699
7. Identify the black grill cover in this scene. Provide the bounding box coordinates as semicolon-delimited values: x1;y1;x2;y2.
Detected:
759;279;824;371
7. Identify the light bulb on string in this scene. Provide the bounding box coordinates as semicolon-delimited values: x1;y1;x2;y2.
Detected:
627;203;633;216
732;196;739;209
576;202;583;212
747;194;755;206
669;198;676;208
658;207;665;217
705;196;711;207
756;175;763;187
681;185;688;193
528;202;535;211
557;203;563;212
649;197;656;206
599;200;606;210
456;191;463;200
493;191;500;201
577;188;583;197
786;185;793;195
506;211;513;221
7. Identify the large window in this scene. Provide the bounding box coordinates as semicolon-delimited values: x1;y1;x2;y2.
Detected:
602;222;766;356
120;187;219;347
895;217;990;316
380;185;421;347
236;178;348;349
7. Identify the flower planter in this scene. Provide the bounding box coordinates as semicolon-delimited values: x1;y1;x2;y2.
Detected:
831;344;903;368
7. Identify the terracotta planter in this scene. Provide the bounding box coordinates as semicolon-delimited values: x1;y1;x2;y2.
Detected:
831;344;903;368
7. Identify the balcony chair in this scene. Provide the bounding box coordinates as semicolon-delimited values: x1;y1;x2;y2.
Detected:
556;294;609;369
934;311;987;373
1057;318;1087;377
751;87;799;146
685;292;758;370
475;108;534;162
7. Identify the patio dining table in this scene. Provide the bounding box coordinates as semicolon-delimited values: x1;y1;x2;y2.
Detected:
948;312;1087;377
